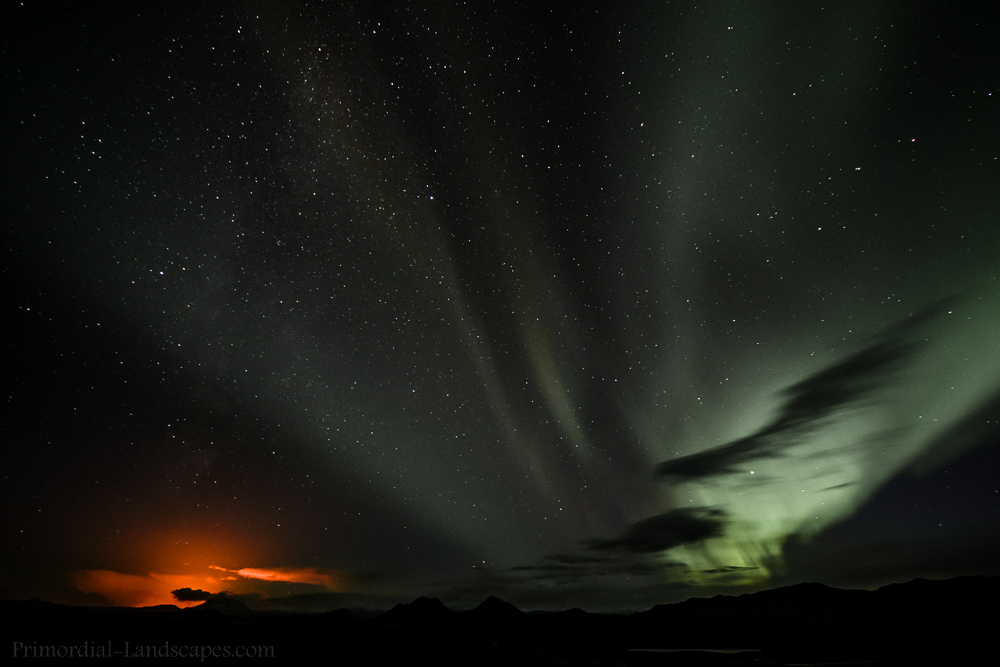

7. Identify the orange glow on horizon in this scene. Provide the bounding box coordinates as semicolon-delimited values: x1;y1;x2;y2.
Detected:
70;523;342;606
72;564;343;607
71;570;219;608
211;565;340;589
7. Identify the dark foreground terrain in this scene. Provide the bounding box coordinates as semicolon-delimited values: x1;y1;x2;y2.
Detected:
5;576;997;665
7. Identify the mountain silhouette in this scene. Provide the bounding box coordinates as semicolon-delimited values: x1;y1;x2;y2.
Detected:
372;596;455;627
185;595;252;616
6;576;997;664
464;595;527;625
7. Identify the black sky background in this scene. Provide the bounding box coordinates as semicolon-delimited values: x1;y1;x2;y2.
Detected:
3;1;1000;611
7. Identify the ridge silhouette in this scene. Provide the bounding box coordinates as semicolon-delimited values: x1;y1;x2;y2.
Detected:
6;575;996;664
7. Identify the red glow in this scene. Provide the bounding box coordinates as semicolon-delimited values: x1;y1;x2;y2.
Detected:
213;566;339;589
71;570;219;608
69;523;341;606
71;564;342;607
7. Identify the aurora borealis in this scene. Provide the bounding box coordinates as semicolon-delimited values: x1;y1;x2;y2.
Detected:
3;1;999;612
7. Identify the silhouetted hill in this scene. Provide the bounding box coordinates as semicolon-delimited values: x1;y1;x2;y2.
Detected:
371;596;455;627
636;580;869;629
133;604;183;614
5;576;998;664
875;574;999;618
184;596;252;616
464;595;527;626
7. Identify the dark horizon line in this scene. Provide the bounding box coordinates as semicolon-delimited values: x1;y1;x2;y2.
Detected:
5;572;997;618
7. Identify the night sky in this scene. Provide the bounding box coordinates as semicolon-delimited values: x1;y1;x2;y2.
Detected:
3;1;1000;612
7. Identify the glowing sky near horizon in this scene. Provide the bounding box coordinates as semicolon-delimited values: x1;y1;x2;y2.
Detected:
3;1;999;611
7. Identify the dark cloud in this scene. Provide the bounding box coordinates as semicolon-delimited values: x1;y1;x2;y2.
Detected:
503;508;723;590
656;306;944;481
511;549;685;586
654;435;774;480
589;508;725;553
171;588;214;602
511;554;620;584
823;482;855;491
544;553;620;566
698;566;759;574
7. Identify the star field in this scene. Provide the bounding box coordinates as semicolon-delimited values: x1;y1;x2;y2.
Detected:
3;1;1000;611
